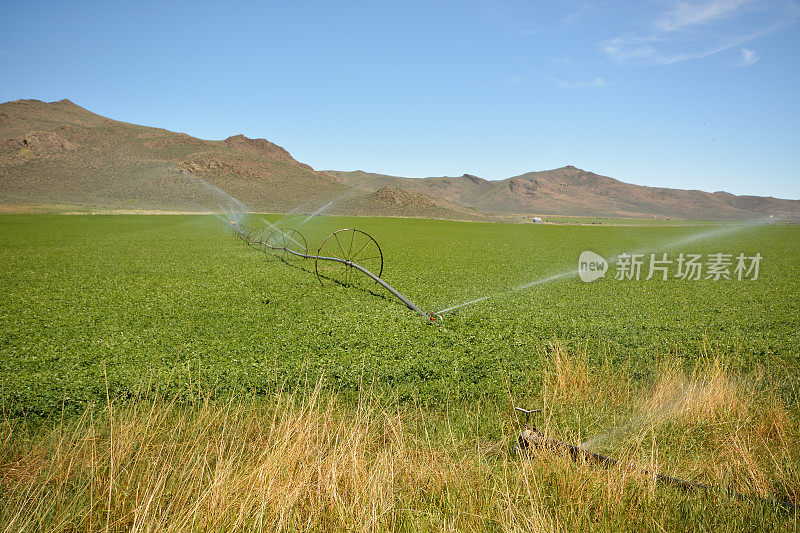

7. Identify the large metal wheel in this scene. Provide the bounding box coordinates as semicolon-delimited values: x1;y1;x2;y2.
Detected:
253;227;270;243
265;228;308;260
239;225;256;245
252;228;272;255
315;228;383;286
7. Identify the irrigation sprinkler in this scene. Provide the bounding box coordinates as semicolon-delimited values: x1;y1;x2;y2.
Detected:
315;228;383;286
513;407;706;489
230;221;254;244
514;407;798;511
265;228;308;259
230;222;441;324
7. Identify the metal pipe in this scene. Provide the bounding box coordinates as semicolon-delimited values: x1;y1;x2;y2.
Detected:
519;429;710;492
255;239;438;323
515;408;797;511
324;255;431;320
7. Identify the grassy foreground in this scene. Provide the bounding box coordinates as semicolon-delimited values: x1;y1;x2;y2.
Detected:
1;214;798;530
1;347;797;532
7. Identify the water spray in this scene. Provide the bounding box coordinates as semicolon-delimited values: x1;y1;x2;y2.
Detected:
514;407;798;511
299;190;359;225
438;218;776;316
231;221;442;324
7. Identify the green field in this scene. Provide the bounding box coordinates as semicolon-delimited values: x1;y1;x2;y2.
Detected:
1;214;798;530
1;214;798;416
537;216;785;225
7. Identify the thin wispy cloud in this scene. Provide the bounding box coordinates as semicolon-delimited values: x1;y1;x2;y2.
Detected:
563;1;603;23
739;47;760;64
605;25;776;65
545;74;607;89
655;0;751;31
551;55;577;66
601;37;663;63
600;0;798;65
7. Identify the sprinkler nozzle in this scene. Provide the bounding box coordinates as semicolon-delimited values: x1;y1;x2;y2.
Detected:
427;313;443;325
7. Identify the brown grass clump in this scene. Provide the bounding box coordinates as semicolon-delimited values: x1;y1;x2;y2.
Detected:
0;386;548;532
542;342;592;403
0;356;798;532
540;341;632;410
644;357;750;425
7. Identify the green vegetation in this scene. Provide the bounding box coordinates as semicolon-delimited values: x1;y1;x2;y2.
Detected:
1;214;798;530
1;214;797;416
538;216;746;225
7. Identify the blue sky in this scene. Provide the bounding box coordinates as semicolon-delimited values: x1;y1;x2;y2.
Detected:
1;0;798;198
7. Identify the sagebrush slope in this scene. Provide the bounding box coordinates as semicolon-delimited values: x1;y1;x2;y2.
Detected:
0;99;475;219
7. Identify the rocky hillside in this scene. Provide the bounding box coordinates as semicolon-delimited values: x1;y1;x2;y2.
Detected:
328;166;800;220
0;99;472;219
2;99;797;220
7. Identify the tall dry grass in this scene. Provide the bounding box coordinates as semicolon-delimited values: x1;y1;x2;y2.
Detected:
1;351;797;532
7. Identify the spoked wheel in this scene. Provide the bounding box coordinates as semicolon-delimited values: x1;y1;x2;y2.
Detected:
239;225;256;245
265;228;308;260
254;227;271;243
252;228;273;254
231;223;246;242
315;228;383;286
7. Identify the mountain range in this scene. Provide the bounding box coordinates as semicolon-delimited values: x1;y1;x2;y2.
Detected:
2;99;798;221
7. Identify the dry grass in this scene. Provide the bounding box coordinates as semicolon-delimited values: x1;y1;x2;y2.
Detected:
1;353;798;532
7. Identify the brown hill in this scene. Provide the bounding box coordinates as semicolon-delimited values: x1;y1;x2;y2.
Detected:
328;186;491;220
0;99;473;219
328;166;800;220
2;99;797;220
0;99;350;212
